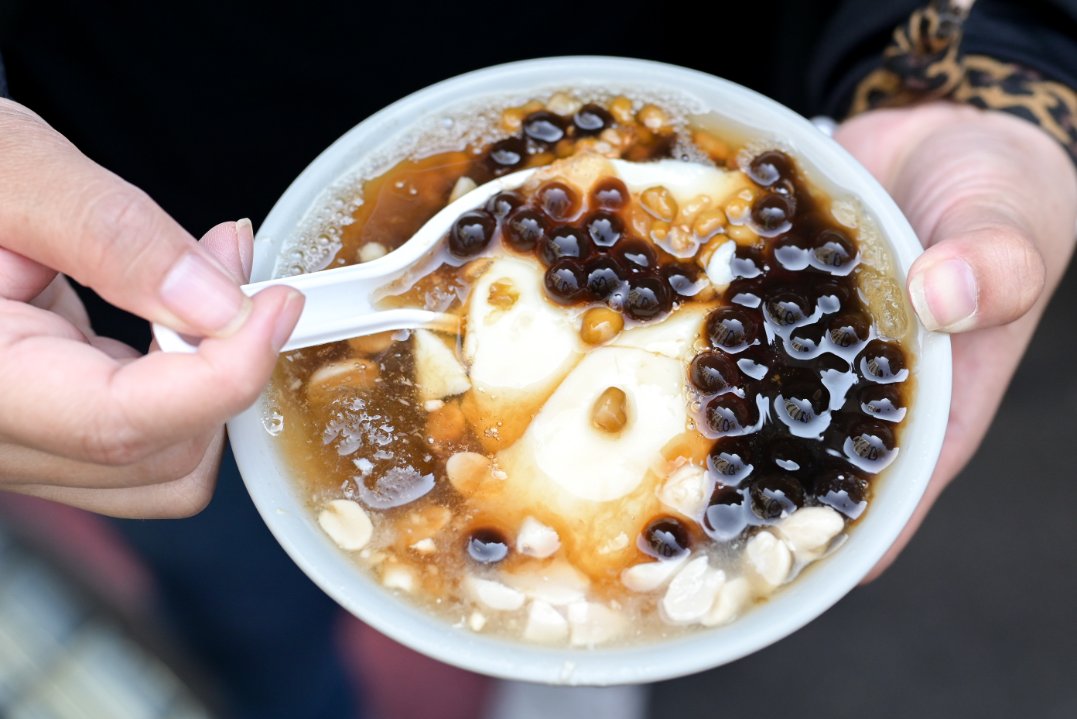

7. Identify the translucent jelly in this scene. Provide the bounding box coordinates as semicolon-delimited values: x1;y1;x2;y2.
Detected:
271;92;913;647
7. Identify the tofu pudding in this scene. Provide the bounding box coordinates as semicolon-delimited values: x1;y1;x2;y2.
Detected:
269;93;913;647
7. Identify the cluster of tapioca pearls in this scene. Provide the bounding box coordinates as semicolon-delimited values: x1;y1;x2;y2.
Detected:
487;93;683;175
674;151;911;547
445;176;712;330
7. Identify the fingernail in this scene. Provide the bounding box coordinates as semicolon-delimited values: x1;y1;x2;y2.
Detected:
235;218;254;280
909;258;978;332
271;290;305;352
160;251;252;336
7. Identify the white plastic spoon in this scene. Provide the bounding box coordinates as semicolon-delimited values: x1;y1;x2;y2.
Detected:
152;159;734;353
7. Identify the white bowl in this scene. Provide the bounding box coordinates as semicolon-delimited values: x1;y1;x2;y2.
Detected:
228;56;951;685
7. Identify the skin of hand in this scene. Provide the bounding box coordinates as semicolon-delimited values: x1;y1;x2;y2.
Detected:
836;102;1077;578
0;98;303;518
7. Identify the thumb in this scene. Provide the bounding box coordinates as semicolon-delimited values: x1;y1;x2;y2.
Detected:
0;100;249;338
907;204;1046;333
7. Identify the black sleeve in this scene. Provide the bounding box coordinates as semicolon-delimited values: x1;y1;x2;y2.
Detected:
0;53;8;99
808;0;1077;117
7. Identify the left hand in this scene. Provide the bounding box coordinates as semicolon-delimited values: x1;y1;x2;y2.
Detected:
836;101;1077;578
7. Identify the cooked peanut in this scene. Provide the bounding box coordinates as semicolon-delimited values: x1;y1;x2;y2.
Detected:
692;130;731;162
449;176;477;203
358;242;387;263
487;278;519;310
401;505;452;543
627;204;653;237
347;331;395;356
637;104;670;132
500;107;525;133
546;92;581;116
579;307;624;345
679;194;712;224
609;96;635;124
724;199;750;223
641;186;678;222
726;224;760;245
446;451;496;495
305;359;379;403
592;386;628;433
427;401;467;447
649;220;670;244
692;208;727;239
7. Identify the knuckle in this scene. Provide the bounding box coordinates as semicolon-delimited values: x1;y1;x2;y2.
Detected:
80;185;162;274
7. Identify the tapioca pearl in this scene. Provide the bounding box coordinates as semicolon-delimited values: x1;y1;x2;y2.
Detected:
707;438;754;484
751;193;795;235
613;238;657;273
583;256;625;301
467;528;510;564
662;262;708;299
706;306;762;353
858;339;909;384
583;211;624;248
748;150;795;187
689;350;740;395
748;474;805;520
703;485;749;541
768;435;821;478
732;245;765;279
639;517;691;560
704;393;758;437
827;312;870;348
523;110;567;144
447;210;496;258
538;181;580;221
771;233;811;271
774;370;830;425
763;291;812;328
810;228;858;274
485;190;524;221
573;103;615;136
843;420;898;472
814;281;852;314
487;137;527;171
858;384;908;422
812;468;868;519
624;275;672;321
725;278;763;309
504;208;548;252
590;176;628;209
544;259;587;304
539;226;592;265
785;323;825;359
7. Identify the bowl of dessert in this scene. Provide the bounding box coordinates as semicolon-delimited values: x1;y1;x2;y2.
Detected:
227;56;951;684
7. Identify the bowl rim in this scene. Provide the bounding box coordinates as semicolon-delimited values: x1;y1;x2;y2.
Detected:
229;55;952;685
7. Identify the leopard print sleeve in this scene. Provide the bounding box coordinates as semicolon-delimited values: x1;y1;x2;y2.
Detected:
848;0;1077;164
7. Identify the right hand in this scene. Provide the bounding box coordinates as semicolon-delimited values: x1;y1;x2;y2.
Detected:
0;98;303;518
